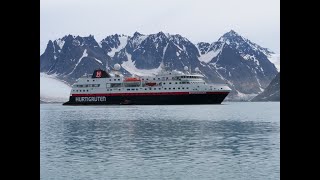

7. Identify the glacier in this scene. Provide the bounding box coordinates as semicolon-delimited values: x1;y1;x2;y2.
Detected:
40;73;71;103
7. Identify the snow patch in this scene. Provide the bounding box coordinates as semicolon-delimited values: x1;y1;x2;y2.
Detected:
268;53;280;71
162;43;168;59
94;58;102;64
198;49;221;63
40;73;71;102
121;52;163;76
68;49;88;75
256;77;264;92
56;39;65;49
107;36;128;57
233;90;258;101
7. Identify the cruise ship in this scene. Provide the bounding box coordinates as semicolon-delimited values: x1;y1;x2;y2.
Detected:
63;64;231;105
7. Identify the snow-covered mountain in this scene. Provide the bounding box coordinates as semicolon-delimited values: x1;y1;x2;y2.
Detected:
40;30;279;100
196;30;278;98
251;72;280;101
40;73;71;102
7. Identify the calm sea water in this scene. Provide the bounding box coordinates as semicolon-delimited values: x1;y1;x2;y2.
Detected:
40;102;280;180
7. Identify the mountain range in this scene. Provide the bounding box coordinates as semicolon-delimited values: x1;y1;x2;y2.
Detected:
40;30;280;100
251;72;280;101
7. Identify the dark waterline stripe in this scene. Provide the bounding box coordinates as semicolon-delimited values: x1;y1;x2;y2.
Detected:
71;92;229;97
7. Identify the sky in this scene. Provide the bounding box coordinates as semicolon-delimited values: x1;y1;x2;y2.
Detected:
40;0;280;54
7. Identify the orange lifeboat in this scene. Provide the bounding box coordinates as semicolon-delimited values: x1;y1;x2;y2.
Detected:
124;77;140;82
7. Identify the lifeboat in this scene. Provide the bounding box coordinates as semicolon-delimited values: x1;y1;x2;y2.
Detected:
146;82;157;86
124;77;140;82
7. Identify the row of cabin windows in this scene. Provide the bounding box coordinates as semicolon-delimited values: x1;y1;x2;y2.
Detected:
87;79;121;82
73;89;89;92
106;87;189;91
181;76;200;79
73;87;220;93
162;82;190;85
75;84;100;88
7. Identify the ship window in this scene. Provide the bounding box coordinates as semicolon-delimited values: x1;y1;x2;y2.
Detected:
164;88;167;90
93;80;95;81
149;88;152;90
118;79;120;81
146;78;149;80
142;79;144;80
76;90;78;92
158;78;160;80
182;87;184;89
127;89;130;91
145;88;147;90
159;88;161;90
136;88;138;90
107;89;109;91
87;80;89;82
154;88;156;90
131;89;135;90
221;88;223;89
114;79;116;81
163;83;166;84
178;88;180;89
153;78;155;80
173;88;175;90
119;89;121;91
87;90;89;92
110;89;112;91
186;87;189;89
169;88;171;90
169;82;172;84
175;82;177;84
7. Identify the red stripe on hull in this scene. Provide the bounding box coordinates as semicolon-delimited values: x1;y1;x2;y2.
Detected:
71;92;229;97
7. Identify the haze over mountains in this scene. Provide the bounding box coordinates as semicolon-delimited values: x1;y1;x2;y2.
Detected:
40;30;280;101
